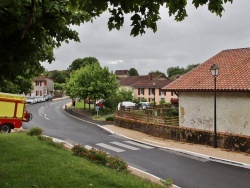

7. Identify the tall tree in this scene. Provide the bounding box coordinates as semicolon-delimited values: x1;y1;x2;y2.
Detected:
68;57;99;72
128;68;139;76
0;1;92;93
66;63;119;110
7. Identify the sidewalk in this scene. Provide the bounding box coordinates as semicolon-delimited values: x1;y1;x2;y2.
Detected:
68;106;250;169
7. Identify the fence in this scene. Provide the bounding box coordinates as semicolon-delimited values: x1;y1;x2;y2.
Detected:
115;110;179;126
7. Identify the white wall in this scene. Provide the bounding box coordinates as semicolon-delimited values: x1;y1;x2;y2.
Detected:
179;92;250;136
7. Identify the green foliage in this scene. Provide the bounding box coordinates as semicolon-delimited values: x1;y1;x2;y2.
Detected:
167;64;200;79
68;57;99;72
45;70;70;84
128;68;139;76
54;82;66;90
0;1;92;93
26;127;43;136
66;63;119;103
149;71;166;77
72;145;128;172
159;99;166;105
106;116;114;121
81;0;232;36
167;108;179;117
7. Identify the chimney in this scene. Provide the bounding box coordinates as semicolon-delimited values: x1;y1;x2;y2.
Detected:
148;73;153;80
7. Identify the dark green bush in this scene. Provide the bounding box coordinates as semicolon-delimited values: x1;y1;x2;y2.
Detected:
26;127;43;136
106;116;114;121
167;108;179;117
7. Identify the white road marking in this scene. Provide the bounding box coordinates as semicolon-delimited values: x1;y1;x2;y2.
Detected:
96;143;125;152
124;141;154;149
110;142;140;150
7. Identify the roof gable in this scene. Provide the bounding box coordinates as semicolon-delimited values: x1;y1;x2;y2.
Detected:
164;48;250;91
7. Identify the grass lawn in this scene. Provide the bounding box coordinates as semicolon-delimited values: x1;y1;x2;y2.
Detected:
0;133;164;188
75;101;94;109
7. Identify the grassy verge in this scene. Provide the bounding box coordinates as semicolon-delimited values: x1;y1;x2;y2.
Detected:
0;133;164;188
75;101;94;109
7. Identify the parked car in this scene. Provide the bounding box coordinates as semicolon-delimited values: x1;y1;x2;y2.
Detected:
26;97;36;104
117;101;138;110
35;96;45;103
44;95;53;101
139;102;153;110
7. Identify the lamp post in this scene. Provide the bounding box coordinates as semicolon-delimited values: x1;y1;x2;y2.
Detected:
153;82;156;108
210;64;219;148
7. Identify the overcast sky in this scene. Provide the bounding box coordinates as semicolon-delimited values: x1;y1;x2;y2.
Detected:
42;0;250;75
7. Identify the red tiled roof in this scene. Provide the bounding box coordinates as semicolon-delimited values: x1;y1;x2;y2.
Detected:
119;74;167;86
119;75;149;86
133;80;172;88
164;48;250;91
34;77;54;81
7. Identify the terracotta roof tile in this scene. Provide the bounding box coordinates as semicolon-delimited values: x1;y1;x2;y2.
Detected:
164;48;250;91
133;80;172;88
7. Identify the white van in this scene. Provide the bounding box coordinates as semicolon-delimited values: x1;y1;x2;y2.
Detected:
117;101;138;110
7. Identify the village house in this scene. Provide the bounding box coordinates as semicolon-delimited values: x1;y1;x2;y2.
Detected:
164;48;250;136
28;77;54;97
119;73;177;104
114;70;129;80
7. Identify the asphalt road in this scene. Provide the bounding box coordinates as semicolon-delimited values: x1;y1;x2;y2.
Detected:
23;99;250;188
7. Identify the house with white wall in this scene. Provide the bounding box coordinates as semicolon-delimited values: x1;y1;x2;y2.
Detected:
164;48;250;136
28;77;54;97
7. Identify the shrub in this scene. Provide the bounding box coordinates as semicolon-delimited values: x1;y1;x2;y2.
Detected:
159;99;166;105
167;108;179;117
72;145;128;172
106;116;114;121
26;127;43;136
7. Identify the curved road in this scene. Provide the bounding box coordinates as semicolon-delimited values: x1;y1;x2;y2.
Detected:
23;99;250;188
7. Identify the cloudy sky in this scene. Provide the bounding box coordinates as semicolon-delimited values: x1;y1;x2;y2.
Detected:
42;0;250;75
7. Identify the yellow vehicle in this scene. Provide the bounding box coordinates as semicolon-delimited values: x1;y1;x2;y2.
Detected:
0;92;32;133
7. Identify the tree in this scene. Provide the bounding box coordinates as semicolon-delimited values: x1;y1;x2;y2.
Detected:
80;0;233;36
185;63;200;73
128;68;139;76
46;70;70;84
167;66;186;78
167;63;200;79
0;1;92;93
149;70;166;77
68;57;99;72
66;63;119;110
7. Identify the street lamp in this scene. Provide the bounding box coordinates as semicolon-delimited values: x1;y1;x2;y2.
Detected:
210;64;219;148
153;82;156;108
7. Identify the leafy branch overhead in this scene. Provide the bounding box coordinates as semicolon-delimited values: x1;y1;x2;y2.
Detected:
82;0;233;36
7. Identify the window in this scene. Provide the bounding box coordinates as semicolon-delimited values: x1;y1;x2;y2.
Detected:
149;88;155;95
160;89;166;96
138;88;144;95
